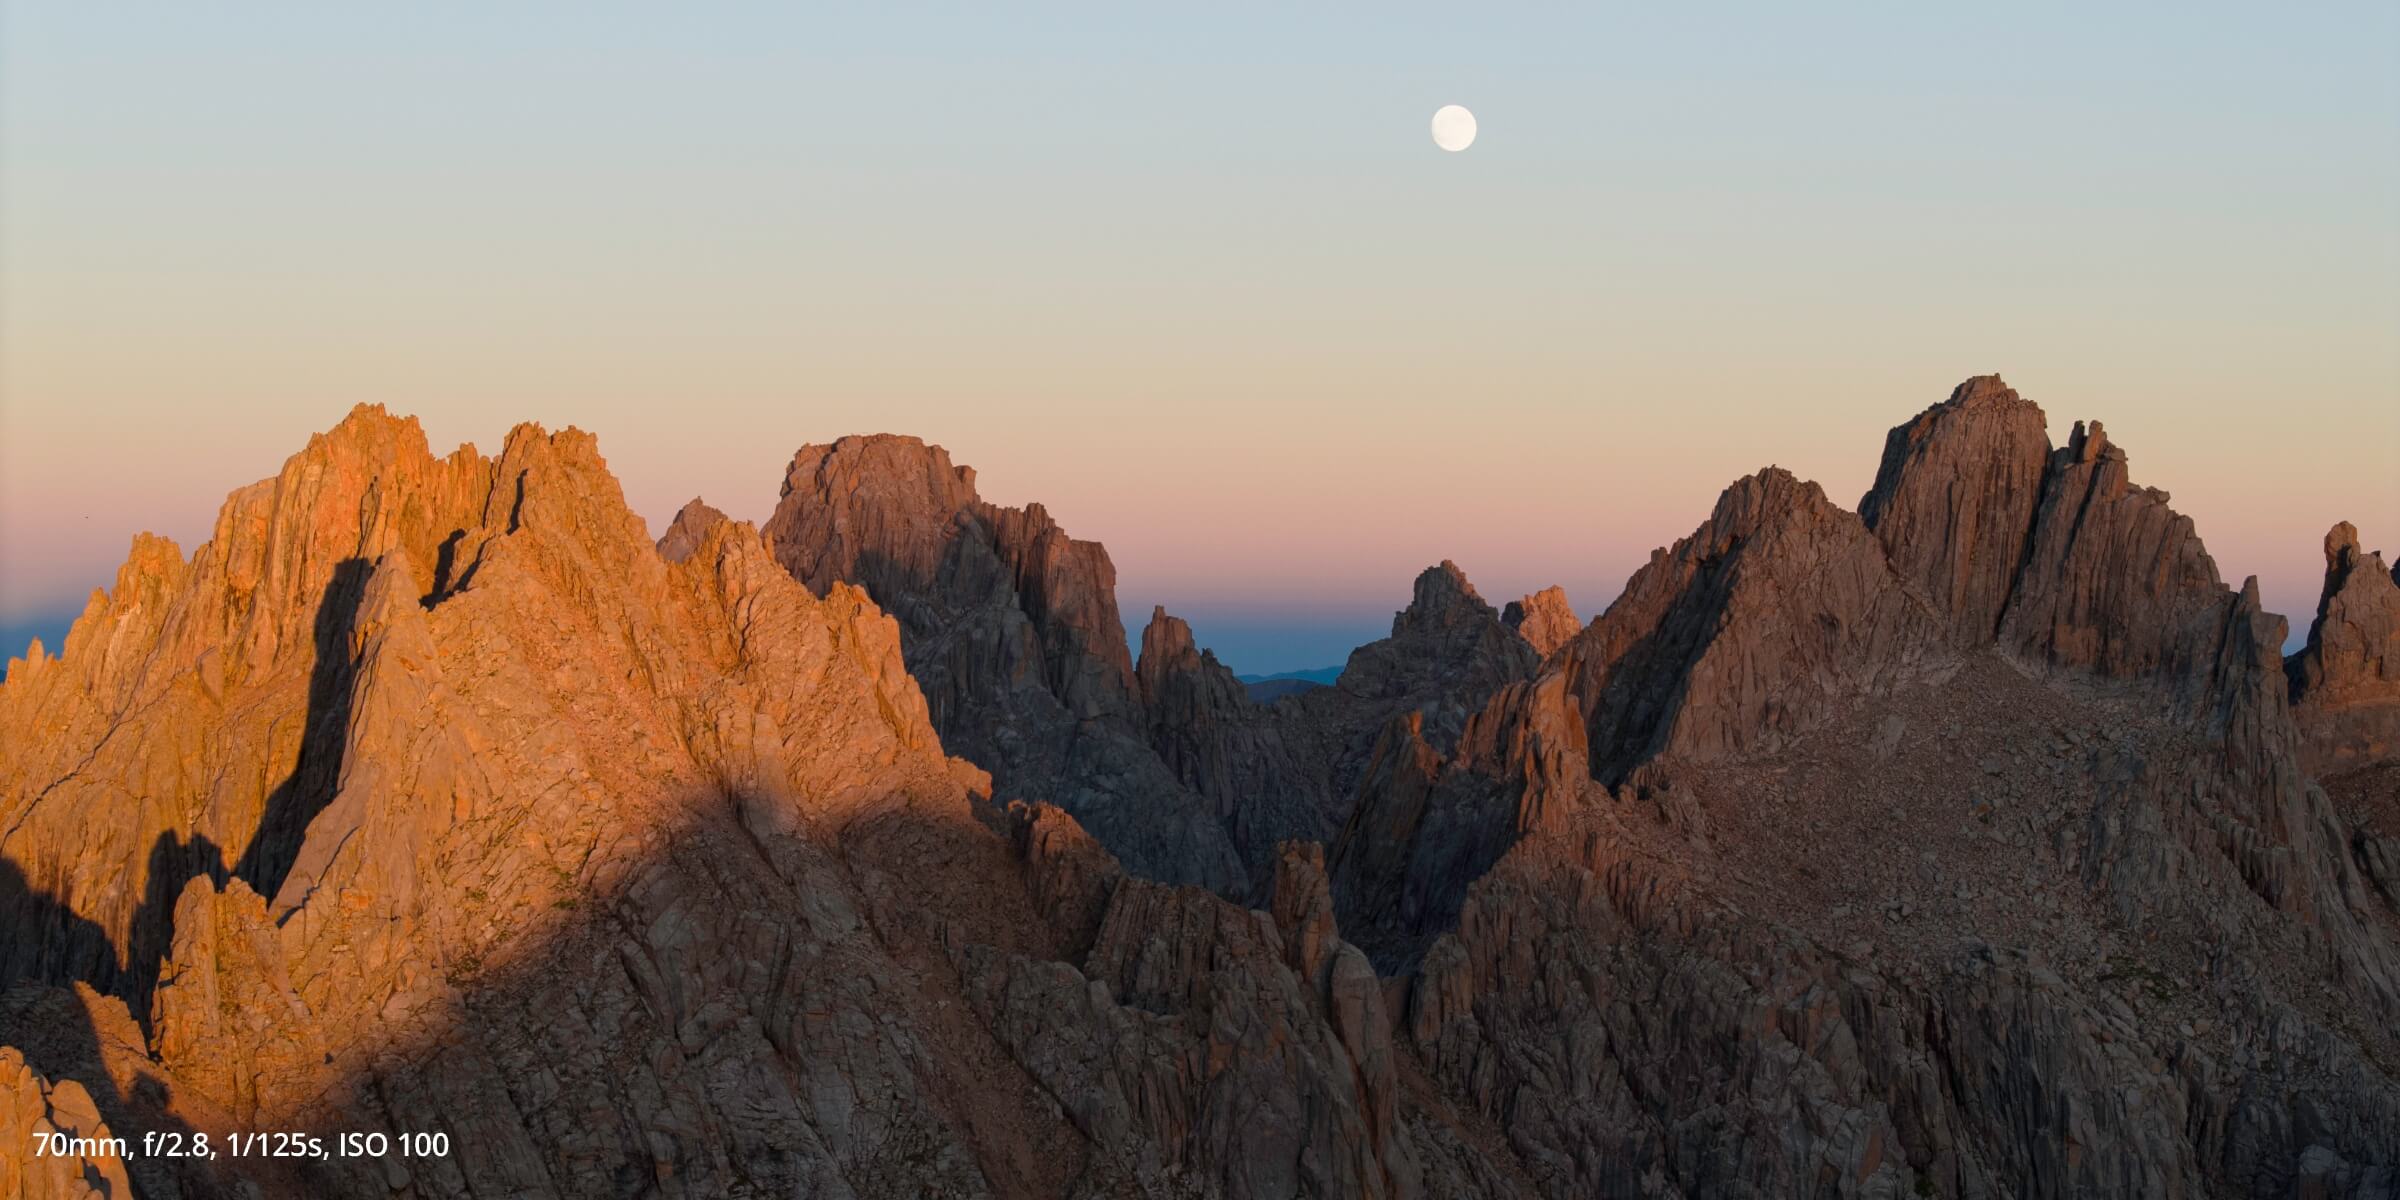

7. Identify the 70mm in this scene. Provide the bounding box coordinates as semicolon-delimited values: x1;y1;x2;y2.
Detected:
32;1131;128;1159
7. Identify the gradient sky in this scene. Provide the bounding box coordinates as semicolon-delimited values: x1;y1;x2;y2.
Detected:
4;4;2396;674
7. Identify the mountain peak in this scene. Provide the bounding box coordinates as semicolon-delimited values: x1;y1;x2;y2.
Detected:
1859;375;2053;640
2328;520;2364;570
1402;561;1487;624
656;498;732;564
777;434;978;509
1501;586;1579;656
1946;373;2027;409
2290;520;2400;771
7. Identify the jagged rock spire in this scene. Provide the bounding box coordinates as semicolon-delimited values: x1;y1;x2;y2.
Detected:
2289;521;2400;772
1501;586;1579;657
1859;374;2051;641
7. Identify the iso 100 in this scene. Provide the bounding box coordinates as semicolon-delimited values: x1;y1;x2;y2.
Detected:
339;1132;450;1158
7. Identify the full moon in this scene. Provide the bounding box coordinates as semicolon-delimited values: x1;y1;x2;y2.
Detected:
1431;104;1477;152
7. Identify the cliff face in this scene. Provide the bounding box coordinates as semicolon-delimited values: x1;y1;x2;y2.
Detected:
0;410;1486;1199
1858;374;2051;643
762;440;1543;894
1351;378;2400;1197
1565;466;1937;783
0;409;498;1014
1;375;2395;1199
1998;420;2248;702
1500;586;1579;658
762;434;1250;893
653;496;730;563
2289;522;2400;774
3;408;1034;1195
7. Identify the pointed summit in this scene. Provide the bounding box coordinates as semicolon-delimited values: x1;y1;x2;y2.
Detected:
656;497;731;563
1571;465;1926;779
1858;375;2051;641
1998;415;2232;697
1501;586;1579;657
2289;521;2400;772
762;434;1246;891
1392;561;1498;642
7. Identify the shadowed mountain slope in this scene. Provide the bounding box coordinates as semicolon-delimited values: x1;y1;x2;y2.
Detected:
759;437;1550;895
1;376;2395;1197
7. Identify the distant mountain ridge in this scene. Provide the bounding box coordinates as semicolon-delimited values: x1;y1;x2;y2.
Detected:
1237;666;1345;685
1241;675;1334;703
1;374;2396;1197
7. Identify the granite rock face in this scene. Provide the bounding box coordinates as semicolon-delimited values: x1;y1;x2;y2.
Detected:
1334;563;1539;746
1859;374;2051;643
952;834;1427;1200
2;408;1514;1198
1338;377;2400;1195
1;376;2395;1198
1998;419;2244;705
653;496;731;563
1329;669;1591;970
763;440;1541;893
0;1046;132;1200
1;408;498;1013
5;407;1040;1196
763;434;1249;892
1133;607;1325;874
2289;522;2400;774
1563;467;1937;783
1266;563;1542;829
1500;586;1579;657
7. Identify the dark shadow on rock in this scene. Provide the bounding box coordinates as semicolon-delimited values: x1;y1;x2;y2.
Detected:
0;853;271;1198
1579;553;1736;787
122;832;227;1030
150;790;1131;1198
234;557;370;900
0;854;121;1002
422;528;467;609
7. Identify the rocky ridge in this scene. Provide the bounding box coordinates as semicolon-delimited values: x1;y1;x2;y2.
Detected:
0;376;2394;1197
760;438;1546;894
1335;376;2400;1196
1499;587;1579;658
2290;521;2400;773
0;409;1511;1198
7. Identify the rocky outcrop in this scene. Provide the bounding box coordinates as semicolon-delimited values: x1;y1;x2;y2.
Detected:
1128;570;1550;888
1403;639;2400;1199
763;434;1248;892
0;1046;132;1200
2289;522;2400;774
1408;842;2400;1199
952;834;1426;1200
0;983;273;1200
1134;607;1323;871
1500;586;1579;657
1330;669;1592;970
1340;378;2400;1195
766;435;1135;725
1858;374;2051;642
0;409;1549;1198
0;410;1112;1196
653;496;730;563
3;377;2396;1199
0;408;496;1012
1564;467;1938;782
1257;563;1544;845
1998;420;2242;704
1330;563;1539;750
762;441;1548;894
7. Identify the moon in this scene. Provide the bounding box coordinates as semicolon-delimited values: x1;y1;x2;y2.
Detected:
1431;104;1477;152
